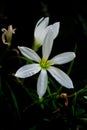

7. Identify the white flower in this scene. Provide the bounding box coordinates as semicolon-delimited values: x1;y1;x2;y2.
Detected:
1;25;16;46
15;29;76;98
33;17;60;51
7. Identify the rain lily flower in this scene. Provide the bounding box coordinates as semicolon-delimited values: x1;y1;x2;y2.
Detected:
1;25;16;46
15;29;76;99
33;17;60;51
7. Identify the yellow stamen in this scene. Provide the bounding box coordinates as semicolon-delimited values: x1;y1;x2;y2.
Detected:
40;58;51;69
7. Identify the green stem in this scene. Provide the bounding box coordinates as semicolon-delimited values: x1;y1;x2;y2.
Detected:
67;43;77;75
47;86;57;109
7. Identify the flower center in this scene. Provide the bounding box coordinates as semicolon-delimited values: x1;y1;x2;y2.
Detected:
40;58;50;69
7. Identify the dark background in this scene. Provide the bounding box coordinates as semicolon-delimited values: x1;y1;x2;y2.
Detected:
0;0;87;129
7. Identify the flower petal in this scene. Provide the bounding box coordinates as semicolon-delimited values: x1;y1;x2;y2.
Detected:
43;22;60;40
34;28;49;45
34;17;49;44
34;17;49;34
42;29;54;59
15;64;41;78
2;28;6;31
18;46;41;62
52;22;60;39
50;52;76;65
2;32;7;44
48;66;74;88
35;17;44;27
37;70;48;98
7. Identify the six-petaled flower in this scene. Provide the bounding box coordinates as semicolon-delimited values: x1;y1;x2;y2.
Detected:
15;27;76;98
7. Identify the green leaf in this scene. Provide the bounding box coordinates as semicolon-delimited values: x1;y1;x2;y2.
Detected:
5;81;20;119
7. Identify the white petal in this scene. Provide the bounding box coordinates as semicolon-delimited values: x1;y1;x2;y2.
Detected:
18;46;41;62
1;28;7;32
37;70;48;98
52;22;60;39
35;17;44;27
15;64;41;78
43;22;60;40
50;52;76;65
2;32;7;44
48;66;74;88
34;17;49;34
34;28;49;45
34;17;49;44
42;29;54;59
36;24;53;45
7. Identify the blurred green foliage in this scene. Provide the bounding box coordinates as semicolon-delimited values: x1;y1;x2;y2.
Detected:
0;0;87;130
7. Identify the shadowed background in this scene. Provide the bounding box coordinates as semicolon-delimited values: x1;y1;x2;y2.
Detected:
0;0;87;129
